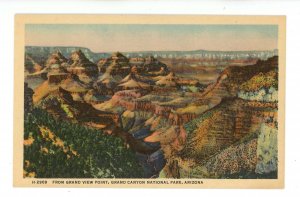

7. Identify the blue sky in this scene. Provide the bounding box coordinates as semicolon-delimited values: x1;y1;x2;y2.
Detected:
25;24;278;52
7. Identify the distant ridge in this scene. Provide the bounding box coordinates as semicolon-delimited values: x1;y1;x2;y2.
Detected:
26;46;278;63
25;46;110;63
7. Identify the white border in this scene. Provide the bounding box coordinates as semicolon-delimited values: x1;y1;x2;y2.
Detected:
0;0;300;196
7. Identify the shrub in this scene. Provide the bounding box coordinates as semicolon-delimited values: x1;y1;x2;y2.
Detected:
24;108;143;178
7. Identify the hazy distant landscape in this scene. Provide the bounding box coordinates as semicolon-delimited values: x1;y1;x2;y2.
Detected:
23;45;279;179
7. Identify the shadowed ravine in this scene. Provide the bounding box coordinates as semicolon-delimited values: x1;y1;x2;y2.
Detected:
58;89;166;178
113;126;166;178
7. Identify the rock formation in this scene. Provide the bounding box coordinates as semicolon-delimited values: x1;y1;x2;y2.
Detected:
67;50;98;76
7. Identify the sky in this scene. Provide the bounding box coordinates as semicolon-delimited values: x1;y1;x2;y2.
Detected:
25;24;278;52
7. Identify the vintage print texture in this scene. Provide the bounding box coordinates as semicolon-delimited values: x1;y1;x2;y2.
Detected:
14;15;285;188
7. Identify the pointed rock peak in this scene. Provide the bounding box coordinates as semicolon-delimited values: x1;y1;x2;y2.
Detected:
55;50;63;57
71;49;88;61
111;52;127;59
74;49;84;54
46;50;67;66
51;50;67;59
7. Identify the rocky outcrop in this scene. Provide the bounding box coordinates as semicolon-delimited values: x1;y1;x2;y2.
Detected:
118;73;153;90
168;113;198;126
48;73;69;84
238;87;278;102
197;120;278;178
47;64;69;84
141;56;169;76
167;95;279;179
237;69;278;102
67;50;98;76
129;55;169;76
98;52;130;76
25;55;43;73
111;90;197;126
45;51;68;67
155;72;178;87
202;56;278;100
182;99;277;161
203;137;259;177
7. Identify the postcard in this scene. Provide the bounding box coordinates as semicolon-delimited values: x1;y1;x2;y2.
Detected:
14;14;285;188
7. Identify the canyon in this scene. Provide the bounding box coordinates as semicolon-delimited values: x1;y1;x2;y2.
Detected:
25;48;279;179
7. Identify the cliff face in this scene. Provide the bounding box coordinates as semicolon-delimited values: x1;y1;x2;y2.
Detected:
110;90;198;126
157;56;279;179
182;99;277;161
48;73;69;84
183;120;278;179
67;50;98;77
202;56;278;99
105;56;278;179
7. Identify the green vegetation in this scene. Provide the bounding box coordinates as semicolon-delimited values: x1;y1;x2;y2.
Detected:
240;70;278;92
24;108;143;178
186;85;198;93
61;103;74;118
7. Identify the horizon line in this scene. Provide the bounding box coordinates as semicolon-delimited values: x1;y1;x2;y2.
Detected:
25;45;278;54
